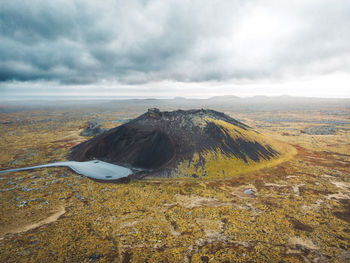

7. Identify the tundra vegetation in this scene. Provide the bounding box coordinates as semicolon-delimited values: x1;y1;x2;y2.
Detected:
0;106;349;262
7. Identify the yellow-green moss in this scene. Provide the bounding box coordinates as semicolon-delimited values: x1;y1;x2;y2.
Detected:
175;118;297;179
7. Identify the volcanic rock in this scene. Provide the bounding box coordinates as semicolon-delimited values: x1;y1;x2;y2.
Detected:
304;125;336;135
70;109;294;179
81;121;107;137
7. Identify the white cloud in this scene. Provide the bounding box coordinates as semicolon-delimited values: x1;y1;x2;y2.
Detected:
0;0;350;98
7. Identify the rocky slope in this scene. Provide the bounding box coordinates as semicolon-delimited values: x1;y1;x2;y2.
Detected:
70;109;295;178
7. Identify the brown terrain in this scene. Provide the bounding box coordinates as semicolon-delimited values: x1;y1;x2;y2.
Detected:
0;100;349;262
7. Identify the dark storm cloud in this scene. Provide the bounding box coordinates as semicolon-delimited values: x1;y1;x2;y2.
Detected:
0;0;350;87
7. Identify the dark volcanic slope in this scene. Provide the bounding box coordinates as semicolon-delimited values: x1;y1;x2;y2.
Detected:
70;109;281;178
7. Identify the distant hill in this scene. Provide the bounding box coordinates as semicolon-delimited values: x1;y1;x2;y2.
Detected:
1;95;349;113
70;108;296;179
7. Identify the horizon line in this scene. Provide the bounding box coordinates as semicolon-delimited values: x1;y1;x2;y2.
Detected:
1;94;350;102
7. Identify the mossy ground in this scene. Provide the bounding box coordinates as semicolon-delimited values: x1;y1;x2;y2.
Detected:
0;107;349;262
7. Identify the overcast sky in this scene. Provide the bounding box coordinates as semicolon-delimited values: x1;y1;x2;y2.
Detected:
1;0;350;99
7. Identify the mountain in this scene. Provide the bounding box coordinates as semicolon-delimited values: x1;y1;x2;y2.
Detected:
69;108;296;179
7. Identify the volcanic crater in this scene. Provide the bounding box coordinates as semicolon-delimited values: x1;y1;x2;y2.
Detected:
70;108;294;179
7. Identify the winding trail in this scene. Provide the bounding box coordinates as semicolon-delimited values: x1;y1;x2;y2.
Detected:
0;206;66;240
17;206;66;234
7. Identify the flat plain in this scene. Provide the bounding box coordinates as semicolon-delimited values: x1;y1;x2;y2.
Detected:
0;104;349;262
